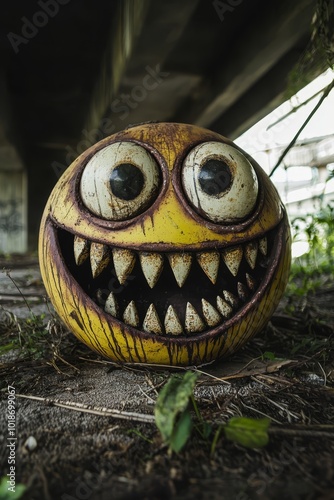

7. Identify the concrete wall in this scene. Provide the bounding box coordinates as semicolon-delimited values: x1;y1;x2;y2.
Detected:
0;145;27;253
0;68;28;254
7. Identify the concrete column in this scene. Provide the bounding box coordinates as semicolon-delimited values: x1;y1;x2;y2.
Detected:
0;72;27;254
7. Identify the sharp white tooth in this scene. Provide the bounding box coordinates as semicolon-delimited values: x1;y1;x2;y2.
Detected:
112;248;136;284
201;299;221;327
123;300;139;327
90;242;110;278
216;296;233;318
245;241;258;269
185;302;205;333
259;236;268;256
164;305;183;335
237;282;248;302
197;251;220;284
223;290;238;308
168;253;192;287
104;292;119;317
139;252;164;289
222;246;243;276
143;304;163;334
246;273;256;291
74;236;90;265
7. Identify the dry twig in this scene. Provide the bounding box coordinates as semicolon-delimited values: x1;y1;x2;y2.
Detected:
16;393;155;424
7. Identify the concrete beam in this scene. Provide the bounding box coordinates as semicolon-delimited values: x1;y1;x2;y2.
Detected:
85;0;200;133
212;43;314;139
177;0;315;129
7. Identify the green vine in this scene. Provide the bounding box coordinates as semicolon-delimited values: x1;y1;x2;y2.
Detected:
287;0;334;97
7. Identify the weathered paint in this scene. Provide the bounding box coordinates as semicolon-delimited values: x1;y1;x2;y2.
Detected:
39;122;291;366
42;123;283;250
182;142;258;222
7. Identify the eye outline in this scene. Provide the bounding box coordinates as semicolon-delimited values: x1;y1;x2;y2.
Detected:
75;139;169;229
173;140;264;232
79;140;163;223
181;141;258;224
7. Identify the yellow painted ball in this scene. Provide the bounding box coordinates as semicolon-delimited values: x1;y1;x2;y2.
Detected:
39;123;291;366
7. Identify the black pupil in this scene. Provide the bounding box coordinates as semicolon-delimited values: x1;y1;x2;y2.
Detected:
110;163;144;200
198;159;232;196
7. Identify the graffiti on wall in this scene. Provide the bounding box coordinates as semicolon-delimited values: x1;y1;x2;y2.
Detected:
0;199;23;234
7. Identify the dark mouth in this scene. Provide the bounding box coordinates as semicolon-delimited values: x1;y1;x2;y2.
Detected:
57;226;280;338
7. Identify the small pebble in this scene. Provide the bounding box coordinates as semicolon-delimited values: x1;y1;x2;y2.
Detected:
24;436;37;451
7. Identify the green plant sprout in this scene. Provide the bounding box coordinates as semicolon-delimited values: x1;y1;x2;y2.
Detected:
0;477;26;500
288;200;334;295
154;371;198;453
154;372;271;454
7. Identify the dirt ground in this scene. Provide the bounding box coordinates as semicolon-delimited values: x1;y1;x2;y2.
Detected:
0;257;334;500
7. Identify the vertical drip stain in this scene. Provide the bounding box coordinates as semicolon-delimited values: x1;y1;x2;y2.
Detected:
40;211;290;366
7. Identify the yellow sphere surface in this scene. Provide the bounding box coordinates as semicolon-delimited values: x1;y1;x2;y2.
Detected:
39;123;291;366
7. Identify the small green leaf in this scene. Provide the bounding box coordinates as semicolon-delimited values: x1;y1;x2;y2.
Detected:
262;351;276;361
170;409;193;453
224;417;270;448
0;477;26;500
155;371;198;449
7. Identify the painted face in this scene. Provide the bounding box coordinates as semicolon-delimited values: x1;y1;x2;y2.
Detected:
39;123;291;366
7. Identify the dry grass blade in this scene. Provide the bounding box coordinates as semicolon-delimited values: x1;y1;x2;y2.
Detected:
269;424;334;438
16;393;156;424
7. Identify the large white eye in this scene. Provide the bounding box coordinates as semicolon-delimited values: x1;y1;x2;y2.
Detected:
182;142;258;223
80;142;161;221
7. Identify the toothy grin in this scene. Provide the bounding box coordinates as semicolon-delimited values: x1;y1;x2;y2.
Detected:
57;228;276;338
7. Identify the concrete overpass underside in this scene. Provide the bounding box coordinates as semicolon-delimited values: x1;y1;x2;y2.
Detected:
0;0;322;250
